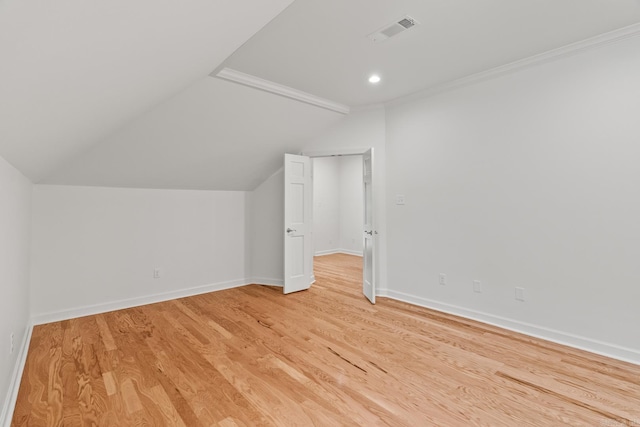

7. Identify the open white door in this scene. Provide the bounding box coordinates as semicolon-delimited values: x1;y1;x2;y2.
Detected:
363;149;376;304
284;153;312;294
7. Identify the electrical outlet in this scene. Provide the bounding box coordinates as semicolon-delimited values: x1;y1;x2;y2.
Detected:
473;280;482;293
515;287;525;301
439;273;447;286
10;333;14;354
153;268;161;279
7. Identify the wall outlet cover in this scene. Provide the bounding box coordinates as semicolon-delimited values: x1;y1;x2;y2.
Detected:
473;280;482;293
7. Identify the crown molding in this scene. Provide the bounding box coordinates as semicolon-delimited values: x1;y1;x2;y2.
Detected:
387;22;640;108
214;68;350;115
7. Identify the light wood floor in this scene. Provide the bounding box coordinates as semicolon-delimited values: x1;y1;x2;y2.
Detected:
11;254;640;426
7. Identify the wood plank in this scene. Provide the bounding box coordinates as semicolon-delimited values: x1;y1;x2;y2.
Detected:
94;314;118;352
147;385;187;427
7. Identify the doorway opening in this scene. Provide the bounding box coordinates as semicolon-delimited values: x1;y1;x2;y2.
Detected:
284;149;375;302
311;155;364;296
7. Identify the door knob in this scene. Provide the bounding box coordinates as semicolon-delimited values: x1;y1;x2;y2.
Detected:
364;230;373;235
287;228;296;233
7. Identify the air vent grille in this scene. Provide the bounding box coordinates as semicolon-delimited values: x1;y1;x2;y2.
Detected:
368;15;419;43
397;17;416;29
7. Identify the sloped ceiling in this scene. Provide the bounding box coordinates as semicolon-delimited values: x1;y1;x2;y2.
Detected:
0;0;294;182
42;77;344;190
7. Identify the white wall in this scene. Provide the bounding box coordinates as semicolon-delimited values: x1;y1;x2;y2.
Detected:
30;185;249;321
304;107;387;288
249;169;284;285
312;157;341;254
338;156;364;255
386;35;640;361
0;156;31;420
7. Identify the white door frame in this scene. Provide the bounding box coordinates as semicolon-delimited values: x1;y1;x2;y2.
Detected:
301;147;376;301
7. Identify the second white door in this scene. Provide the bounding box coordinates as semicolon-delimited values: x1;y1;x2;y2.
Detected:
284;153;312;294
362;149;375;304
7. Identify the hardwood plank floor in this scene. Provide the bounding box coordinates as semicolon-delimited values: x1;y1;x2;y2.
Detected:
11;253;640;426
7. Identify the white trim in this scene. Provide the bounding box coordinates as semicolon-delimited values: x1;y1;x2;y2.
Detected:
338;249;363;257
377;289;640;366
30;279;250;325
302;148;369;158
215;68;350;115
314;249;363;257
314;249;341;256
1;323;33;427
377;288;389;297
387;22;640;108
250;277;284;287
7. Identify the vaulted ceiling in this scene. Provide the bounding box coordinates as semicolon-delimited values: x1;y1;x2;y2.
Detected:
1;0;639;190
42;77;343;190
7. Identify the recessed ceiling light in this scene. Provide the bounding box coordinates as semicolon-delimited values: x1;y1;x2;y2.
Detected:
368;74;381;84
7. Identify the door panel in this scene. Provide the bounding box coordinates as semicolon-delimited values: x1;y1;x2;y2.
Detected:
284;154;312;294
363;149;375;304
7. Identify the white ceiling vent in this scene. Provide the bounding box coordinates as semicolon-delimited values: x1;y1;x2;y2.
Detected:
368;16;419;43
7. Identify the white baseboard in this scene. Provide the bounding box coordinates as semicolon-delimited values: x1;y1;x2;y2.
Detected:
250;277;284;287
314;249;363;257
314;249;340;256
1;323;33;427
250;277;315;287
31;278;251;325
337;249;363;257
377;289;640;366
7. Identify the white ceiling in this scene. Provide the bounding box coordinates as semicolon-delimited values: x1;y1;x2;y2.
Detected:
2;0;639;190
0;0;293;182
223;0;640;106
42;77;344;190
